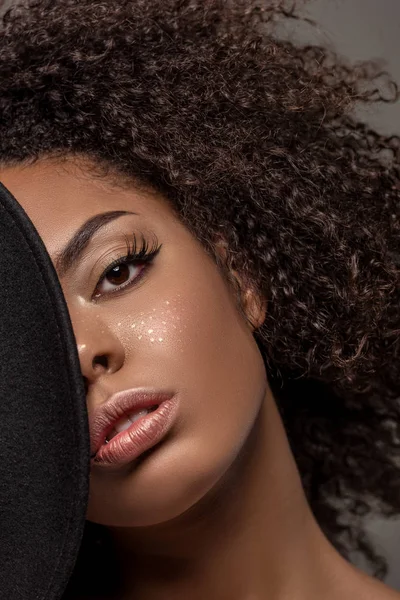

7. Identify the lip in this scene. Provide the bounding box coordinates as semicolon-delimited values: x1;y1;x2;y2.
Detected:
89;388;178;469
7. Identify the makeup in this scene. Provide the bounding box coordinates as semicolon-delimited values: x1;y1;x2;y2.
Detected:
90;389;179;469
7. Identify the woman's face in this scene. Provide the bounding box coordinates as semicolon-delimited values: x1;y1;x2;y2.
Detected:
1;158;267;527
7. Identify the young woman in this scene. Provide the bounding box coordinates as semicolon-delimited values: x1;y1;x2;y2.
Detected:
0;1;399;598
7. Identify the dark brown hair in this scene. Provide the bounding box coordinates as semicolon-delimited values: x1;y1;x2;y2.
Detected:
0;0;399;596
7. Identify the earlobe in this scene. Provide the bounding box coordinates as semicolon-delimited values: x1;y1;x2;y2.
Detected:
242;286;267;332
214;236;267;332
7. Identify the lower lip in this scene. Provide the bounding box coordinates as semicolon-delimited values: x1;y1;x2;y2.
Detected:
91;397;179;469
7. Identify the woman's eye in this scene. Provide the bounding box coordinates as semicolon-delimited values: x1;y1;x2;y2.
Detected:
94;260;146;296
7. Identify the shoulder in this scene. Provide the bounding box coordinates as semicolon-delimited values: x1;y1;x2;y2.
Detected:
345;568;400;600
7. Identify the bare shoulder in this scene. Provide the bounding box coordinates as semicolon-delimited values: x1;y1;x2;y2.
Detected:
364;583;400;600
368;581;400;600
350;569;400;600
328;555;400;600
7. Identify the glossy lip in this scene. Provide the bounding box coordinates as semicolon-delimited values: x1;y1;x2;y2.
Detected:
89;388;178;468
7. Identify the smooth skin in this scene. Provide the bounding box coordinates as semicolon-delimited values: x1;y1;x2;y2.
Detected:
1;157;399;600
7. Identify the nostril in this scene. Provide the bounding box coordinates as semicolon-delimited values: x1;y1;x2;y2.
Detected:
92;355;108;371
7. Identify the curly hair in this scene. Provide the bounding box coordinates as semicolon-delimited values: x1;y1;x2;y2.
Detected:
0;0;399;596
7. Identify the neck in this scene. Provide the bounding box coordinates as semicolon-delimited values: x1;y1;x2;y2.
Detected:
108;389;362;600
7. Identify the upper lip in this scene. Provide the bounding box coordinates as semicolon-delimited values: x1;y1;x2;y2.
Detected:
89;388;174;458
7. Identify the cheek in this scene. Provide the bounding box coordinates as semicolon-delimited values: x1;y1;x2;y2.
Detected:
113;304;172;346
104;296;188;375
178;272;264;393
155;262;267;460
112;253;265;424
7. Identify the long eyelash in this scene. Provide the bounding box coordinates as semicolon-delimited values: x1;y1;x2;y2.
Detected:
97;232;162;287
122;232;162;263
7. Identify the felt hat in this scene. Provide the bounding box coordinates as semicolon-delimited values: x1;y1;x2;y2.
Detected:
0;182;90;599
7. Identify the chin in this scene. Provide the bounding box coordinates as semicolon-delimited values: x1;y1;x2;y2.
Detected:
88;407;265;529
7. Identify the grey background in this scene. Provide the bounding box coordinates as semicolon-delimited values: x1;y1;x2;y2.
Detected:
1;0;399;591
280;0;400;590
280;0;400;136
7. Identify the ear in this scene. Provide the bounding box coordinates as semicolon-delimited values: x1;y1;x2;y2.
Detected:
214;237;267;332
240;285;267;331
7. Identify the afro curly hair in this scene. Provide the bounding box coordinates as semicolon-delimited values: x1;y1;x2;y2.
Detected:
0;0;399;596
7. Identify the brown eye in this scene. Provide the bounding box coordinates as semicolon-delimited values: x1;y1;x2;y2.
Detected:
106;264;131;286
95;261;145;297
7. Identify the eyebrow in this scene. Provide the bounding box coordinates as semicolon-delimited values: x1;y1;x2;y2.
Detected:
54;210;137;277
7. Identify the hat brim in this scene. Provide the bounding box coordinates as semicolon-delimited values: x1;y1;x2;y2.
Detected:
0;182;90;599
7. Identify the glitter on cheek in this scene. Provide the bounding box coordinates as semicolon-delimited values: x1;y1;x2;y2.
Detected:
123;297;187;345
127;312;169;343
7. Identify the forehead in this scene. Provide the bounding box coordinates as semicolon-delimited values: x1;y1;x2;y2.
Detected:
0;159;173;254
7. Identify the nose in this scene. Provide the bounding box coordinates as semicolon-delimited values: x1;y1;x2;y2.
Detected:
70;306;125;392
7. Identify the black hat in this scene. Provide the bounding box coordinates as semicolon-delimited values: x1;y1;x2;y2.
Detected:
0;182;90;599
